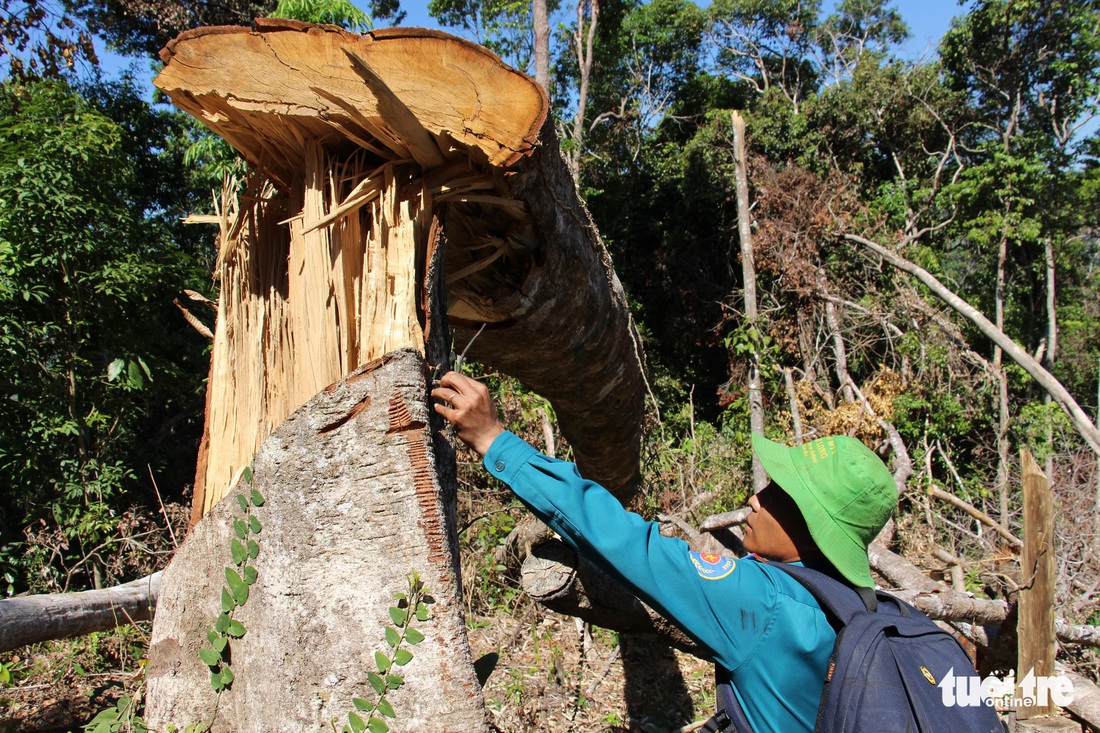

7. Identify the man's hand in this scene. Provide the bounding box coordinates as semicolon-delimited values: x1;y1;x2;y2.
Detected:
431;371;504;457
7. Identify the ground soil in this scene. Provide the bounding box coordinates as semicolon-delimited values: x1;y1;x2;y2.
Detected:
1;608;714;733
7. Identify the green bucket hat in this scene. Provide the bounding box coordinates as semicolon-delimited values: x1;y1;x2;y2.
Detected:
750;433;897;588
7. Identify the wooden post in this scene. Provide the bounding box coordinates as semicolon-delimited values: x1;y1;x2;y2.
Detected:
1017;449;1057;719
731;111;767;492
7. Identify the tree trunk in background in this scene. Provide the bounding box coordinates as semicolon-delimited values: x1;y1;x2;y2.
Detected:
995;233;1010;525
731;111;767;492
533;0;550;91
145;350;490;732
568;0;598;179
1044;235;1057;479
820;270;854;404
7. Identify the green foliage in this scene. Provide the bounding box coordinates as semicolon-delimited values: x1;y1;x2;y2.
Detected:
0;78;209;593
708;0;822;103
429;0;536;72
269;0;372;30
941;0;1100;149
336;572;434;733
71;0;278;58
83;694;149;733
817;0;909;78
199;471;264;693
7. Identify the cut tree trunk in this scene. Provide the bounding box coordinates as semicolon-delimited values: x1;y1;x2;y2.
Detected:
147;21;645;731
155;20;645;518
1018;450;1057;719
145;350;490;732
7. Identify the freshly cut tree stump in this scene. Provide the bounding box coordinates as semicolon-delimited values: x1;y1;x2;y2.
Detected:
145;350;490;731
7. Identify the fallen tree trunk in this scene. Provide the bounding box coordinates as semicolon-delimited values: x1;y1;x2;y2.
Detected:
1057;664;1100;730
0;572;161;653
521;539;705;659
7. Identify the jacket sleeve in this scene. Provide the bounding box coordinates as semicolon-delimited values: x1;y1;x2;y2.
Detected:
483;431;782;673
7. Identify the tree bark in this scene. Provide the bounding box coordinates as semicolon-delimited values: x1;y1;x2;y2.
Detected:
453;111;646;500
731;111;767;492
532;0;550;91
145;350;491;732
0;572;161;652
844;233;1100;456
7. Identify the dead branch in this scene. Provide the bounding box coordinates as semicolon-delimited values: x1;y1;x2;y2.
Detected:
928;485;1022;549
845;232;1100;456
888;588;1010;626
0;572;161;652
173;298;214;340
783;367;804;444
699;507;751;532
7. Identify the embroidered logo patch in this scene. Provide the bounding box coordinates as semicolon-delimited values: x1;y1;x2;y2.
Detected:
690;552;736;580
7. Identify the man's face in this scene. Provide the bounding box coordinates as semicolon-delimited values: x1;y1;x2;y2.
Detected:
742;483;814;563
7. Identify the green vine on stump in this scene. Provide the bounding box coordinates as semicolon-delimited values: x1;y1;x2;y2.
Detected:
335;572;434;733
198;466;264;693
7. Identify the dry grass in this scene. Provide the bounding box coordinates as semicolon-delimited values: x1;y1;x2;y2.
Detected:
468;605;715;733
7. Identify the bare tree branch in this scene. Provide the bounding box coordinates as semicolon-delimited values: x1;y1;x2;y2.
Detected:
844;232;1100;456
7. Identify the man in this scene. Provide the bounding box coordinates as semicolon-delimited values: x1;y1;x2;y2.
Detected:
432;371;897;733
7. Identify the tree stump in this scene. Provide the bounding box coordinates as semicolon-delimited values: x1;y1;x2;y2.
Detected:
145;350;490;731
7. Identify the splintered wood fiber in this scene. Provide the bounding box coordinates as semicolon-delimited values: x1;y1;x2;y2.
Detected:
196;151;429;515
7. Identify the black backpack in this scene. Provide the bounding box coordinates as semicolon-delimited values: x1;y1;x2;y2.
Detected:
703;562;1006;733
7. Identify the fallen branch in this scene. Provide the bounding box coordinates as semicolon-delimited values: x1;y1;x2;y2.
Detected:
699;507;751;532
1057;663;1100;730
520;540;704;659
889;588;1009;626
0;572;161;652
845;232;1100;456
928;485;1022;548
871;543;1100;650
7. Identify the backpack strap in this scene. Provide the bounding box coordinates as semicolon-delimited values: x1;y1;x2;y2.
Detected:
701;668;756;732
769;561;878;626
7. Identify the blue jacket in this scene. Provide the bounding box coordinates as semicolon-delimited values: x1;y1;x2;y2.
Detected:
484;431;836;733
